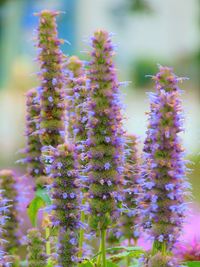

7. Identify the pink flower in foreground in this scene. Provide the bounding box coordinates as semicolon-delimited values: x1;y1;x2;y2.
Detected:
174;205;200;261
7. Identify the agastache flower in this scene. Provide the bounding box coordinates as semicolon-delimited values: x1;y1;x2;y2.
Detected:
0;170;19;253
0;190;11;266
64;56;87;141
26;228;47;267
35;10;65;147
141;66;190;251
87;30;125;230
44;144;80;266
144;252;180;267
22;88;46;186
121;134;141;243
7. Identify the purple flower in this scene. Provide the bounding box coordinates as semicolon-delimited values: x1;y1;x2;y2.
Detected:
20;89;45;184
26;228;47;266
48;96;53;102
120;135;142;242
47;143;80;266
36;10;65;147
0;170;19;252
141;66;190;251
87;30;125;230
0;190;10;265
104;162;111;170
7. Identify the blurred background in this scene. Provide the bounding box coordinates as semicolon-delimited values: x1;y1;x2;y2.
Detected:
0;0;199;201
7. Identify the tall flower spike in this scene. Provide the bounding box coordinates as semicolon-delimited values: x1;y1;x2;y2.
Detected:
87;30;125;231
24;88;45;186
0;190;11;266
65;56;88;258
65;56;87;143
121;134;141;244
26;228;47;267
142;66;190;253
0;170;19;253
36;10;65;147
44;144;80;266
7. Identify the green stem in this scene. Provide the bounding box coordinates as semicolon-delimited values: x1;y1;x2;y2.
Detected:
96;240;102;266
45;227;51;262
152;240;167;256
101;229;107;267
126;238;131;267
78;210;85;258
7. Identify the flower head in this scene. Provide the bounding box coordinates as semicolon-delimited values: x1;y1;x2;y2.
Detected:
141;66;190;250
121;134;141;242
21;88;46;185
0;189;11;266
87;30;125;230
44;143;80;266
26;228;47;267
0;170;19;253
36;10;65;147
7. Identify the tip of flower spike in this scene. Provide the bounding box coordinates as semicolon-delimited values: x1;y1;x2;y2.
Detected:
65;56;84;77
93;29;110;42
151;64;189;90
34;9;62;17
0;169;15;177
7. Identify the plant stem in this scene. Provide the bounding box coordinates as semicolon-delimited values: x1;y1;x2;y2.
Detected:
126;238;131;267
45;227;51;261
101;229;107;267
78;209;85;258
96;236;102;266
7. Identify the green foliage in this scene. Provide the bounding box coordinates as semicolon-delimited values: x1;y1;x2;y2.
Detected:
79;260;94;267
185;262;200;267
27;196;45;226
27;187;51;226
130;58;158;88
35;187;51;205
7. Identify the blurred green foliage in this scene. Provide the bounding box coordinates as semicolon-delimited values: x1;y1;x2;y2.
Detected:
188;154;200;203
130;58;159;88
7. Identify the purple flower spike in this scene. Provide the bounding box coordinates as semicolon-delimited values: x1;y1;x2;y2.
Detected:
141;66;190;252
0;169;19;253
87;30;125;230
45;143;80;266
64;56;88;170
36;10;65;147
0;189;11;266
22;88;45;186
121;134;141;243
26;228;47;267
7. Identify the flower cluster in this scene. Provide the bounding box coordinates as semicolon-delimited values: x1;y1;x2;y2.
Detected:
26;228;47;267
64;56;87;142
121;134;141;243
36;10;65;147
24;88;45;185
0;190;11;266
44;144;80;266
0;170;19;253
64;56;89;190
87;30;125;230
145;252;178;267
141;66;189;250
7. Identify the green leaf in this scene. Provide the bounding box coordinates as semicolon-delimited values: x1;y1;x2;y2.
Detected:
185;262;200;267
106;260;119;267
79;260;94;267
35;187;51;205
92;246;144;260
27;196;45;226
109;250;143;263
